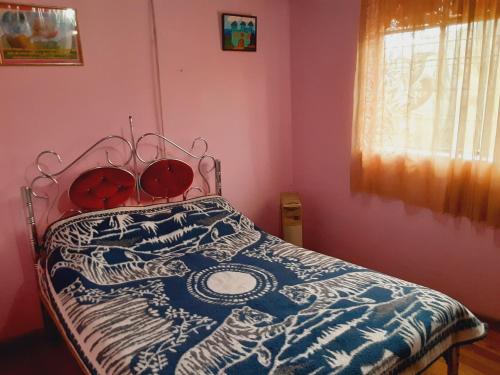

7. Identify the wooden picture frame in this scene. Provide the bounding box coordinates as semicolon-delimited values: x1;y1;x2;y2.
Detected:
221;13;257;52
0;2;83;66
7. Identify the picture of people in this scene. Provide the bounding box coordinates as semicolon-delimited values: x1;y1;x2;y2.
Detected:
0;2;82;65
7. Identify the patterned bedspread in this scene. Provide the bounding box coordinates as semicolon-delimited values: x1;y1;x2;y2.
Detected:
40;196;486;375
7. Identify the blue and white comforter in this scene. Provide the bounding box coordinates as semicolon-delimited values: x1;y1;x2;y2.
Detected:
39;196;486;375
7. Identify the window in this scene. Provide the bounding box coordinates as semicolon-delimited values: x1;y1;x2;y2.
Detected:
376;21;500;161
351;0;500;226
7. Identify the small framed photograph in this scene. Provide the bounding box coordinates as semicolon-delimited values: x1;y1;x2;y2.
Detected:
222;13;257;52
0;2;83;65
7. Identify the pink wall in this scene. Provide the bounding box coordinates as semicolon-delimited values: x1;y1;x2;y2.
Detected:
156;0;293;234
4;0;496;344
290;0;500;321
0;0;292;341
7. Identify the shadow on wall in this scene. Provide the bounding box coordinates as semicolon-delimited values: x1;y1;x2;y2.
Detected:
1;198;43;342
351;190;500;247
1;279;42;342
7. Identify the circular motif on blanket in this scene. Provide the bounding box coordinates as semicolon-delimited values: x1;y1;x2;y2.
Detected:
187;263;277;305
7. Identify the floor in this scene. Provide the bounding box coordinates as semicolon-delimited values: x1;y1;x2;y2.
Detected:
425;326;500;375
0;326;498;374
0;331;80;375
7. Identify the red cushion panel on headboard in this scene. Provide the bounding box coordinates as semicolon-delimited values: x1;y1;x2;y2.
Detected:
140;159;194;199
69;167;135;210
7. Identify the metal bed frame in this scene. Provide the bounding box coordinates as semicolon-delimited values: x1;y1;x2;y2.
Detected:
21;116;222;260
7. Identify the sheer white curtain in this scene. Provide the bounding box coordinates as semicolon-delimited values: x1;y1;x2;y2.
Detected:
352;0;500;225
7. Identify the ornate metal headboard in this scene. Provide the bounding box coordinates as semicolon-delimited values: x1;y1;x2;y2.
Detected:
21;116;222;259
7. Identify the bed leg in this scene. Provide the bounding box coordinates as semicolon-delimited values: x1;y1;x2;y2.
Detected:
444;346;459;375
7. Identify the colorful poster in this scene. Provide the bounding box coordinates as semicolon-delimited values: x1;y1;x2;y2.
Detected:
222;14;257;52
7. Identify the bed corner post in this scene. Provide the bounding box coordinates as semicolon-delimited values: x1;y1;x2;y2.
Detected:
444;346;459;375
21;186;39;260
129;115;142;203
215;159;222;196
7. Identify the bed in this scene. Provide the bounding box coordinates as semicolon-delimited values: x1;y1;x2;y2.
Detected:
22;118;486;375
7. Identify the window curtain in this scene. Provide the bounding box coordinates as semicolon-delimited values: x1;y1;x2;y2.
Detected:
352;0;500;226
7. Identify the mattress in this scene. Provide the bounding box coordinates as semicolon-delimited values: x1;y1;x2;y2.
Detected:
38;196;486;375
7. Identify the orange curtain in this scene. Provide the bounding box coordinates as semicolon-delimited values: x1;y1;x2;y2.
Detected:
352;0;500;225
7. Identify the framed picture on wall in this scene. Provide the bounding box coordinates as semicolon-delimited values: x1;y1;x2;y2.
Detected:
0;2;83;65
221;13;257;52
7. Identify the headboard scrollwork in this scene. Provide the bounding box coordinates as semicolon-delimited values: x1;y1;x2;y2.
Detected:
21;116;222;257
